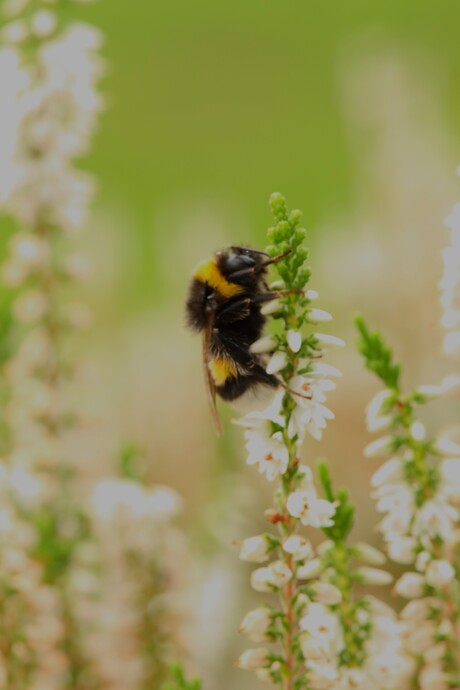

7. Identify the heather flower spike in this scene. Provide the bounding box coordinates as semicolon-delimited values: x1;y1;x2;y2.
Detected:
235;195;407;690
357;315;460;688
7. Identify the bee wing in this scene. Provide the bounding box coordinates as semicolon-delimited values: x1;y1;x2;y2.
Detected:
202;330;223;436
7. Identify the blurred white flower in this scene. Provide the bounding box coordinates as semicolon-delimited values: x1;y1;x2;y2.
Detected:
236;647;269;671
239;535;271;563
239;607;272;643
250;561;292;592
287;329;302;353
287;490;336;528
282;535;313;561
394;572;425;599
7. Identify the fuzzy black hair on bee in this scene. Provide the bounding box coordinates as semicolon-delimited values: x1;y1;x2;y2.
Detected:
185;246;293;434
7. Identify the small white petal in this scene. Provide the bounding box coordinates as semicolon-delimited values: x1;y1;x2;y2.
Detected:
287;329;302;353
266;351;287;374
354;567;393;585
297;558;323;579
313;333;345;348
410;421;426;441
306;289;319;300
354;542;387;566
250;335;277;354
310;363;342;378
309;308;332;323
364;436;393;458
261;299;281;315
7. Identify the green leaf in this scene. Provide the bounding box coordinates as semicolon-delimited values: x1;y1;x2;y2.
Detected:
317;460;355;542
161;663;202;690
355;315;400;390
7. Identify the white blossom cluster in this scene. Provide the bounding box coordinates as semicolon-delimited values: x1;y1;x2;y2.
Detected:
235;258;416;688
87;477;187;690
440;197;460;355
365;388;460;689
0;0;104;237
0;468;66;690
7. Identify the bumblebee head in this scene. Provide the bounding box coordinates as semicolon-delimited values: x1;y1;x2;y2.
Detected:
185;246;268;332
216;246;270;287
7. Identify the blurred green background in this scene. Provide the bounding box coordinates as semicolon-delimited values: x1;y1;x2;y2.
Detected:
77;0;460;312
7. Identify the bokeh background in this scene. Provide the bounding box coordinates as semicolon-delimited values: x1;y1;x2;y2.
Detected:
4;1;460;687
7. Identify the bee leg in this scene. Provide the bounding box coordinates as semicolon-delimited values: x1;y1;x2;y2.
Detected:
227;250;292;281
276;379;312;400
251;290;304;304
216;297;251;321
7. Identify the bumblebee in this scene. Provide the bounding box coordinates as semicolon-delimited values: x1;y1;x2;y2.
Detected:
185;246;294;434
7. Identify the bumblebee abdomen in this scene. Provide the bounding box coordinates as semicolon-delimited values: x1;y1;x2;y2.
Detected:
208;357;238;386
185;277;208;331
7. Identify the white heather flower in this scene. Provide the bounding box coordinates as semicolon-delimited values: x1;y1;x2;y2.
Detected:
300;603;343;649
250;561;292;592
406;621;437;654
266;350;287;374
305;660;338;689
386;534;417;564
309;582;342;605
364;436;393;458
394;572;425;599
235;388;285;428
412;496;459;541
282;535;313;561
143;485;183;520
370;458;403;487
287;376;335;441
366;389;393;432
31;9;56;37
9;232;49;269
336;668;367;690
2;19;28;43
373;483;414;532
306;289;318;300
310;362;342;378
425;559;455;588
444;331;460;353
246;429;289;481
297;558;323;579
313;333;345;348
400;598;438;622
354;567;393;586
415;550;431;572
435;434;460;456
239;607;272;643
440;457;460;500
416;383;444;398
249;335;276;354
410;421;426;441
236;647;269;671
419;663;449;690
354;542;386;566
287;328;302;353
260;298;281;315
309;308;332;323
239;535;271;563
299;634;332;663
12;290;48;323
440;373;460;394
287;490;336;528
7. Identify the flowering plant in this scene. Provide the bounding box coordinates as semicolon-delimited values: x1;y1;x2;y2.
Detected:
234;194;414;690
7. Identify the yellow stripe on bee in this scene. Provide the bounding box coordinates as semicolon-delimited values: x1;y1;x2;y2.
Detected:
208;358;237;385
194;259;244;298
